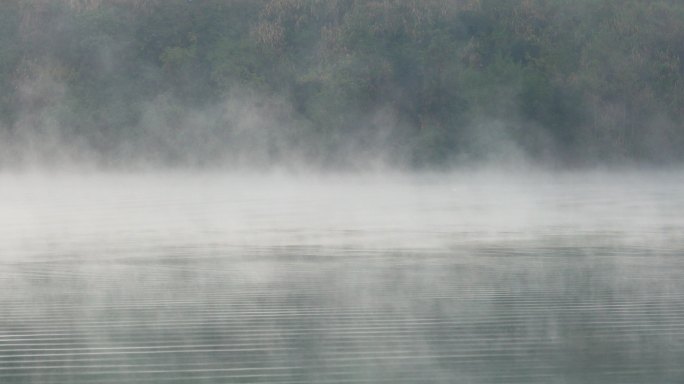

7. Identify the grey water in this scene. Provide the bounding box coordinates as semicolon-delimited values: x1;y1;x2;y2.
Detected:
1;171;684;383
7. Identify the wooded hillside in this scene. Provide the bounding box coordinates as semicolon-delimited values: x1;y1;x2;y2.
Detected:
1;0;683;168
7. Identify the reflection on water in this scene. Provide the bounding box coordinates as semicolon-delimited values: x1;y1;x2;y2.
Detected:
1;172;683;383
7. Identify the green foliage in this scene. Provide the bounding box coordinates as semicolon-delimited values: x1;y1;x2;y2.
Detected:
1;0;683;167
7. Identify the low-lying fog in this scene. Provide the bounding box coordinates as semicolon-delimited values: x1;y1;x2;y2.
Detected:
1;171;683;383
3;171;683;257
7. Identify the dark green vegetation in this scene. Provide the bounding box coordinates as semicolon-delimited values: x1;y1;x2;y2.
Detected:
1;0;683;168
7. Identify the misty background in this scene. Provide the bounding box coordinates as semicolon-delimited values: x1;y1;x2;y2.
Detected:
1;0;683;170
3;3;684;382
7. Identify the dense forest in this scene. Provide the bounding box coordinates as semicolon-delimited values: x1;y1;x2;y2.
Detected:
1;0;683;169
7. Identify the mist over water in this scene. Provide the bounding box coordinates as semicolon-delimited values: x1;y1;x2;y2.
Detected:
2;171;684;383
2;1;684;382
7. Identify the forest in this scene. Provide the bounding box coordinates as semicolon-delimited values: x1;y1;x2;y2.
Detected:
1;0;683;169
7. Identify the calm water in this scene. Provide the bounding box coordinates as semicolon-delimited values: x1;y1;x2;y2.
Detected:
1;172;683;383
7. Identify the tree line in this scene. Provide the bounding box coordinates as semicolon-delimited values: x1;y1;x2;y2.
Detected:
1;0;683;168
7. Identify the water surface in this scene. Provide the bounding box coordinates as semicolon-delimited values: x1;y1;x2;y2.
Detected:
1;172;683;383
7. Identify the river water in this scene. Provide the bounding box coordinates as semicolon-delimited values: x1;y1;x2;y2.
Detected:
1;172;683;383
